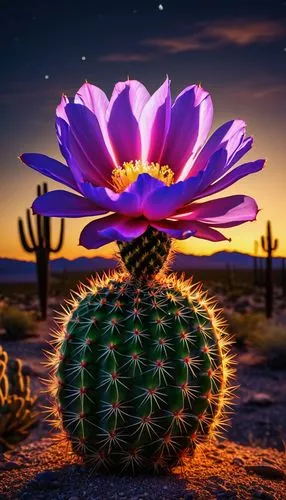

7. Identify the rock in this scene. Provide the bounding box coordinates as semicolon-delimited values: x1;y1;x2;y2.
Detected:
261;458;276;465
35;470;59;482
245;465;285;480
244;393;275;406
251;488;275;499
214;490;236;499
232;457;245;467
184;493;196;499
0;460;21;471
216;443;227;450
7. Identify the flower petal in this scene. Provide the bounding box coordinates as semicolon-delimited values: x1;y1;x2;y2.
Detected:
143;171;205;220
174;195;258;225
32;190;107;217
20;153;79;191
187;119;246;179
65;103;116;187
107;81;148;164
74;82;109;118
151;219;229;242
55;117;71;164
82;182;140;217
162;85;213;181
56;94;69;123
192;159;265;201
197;149;228;193
74;82;118;166
82;173;165;218
226;136;253;170
107;80;150;121
98;218;148;242
126;173;165;211
139;77;171;163
79;214;148;249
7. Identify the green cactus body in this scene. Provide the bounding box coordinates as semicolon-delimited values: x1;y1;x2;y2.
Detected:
50;271;233;473
0;346;37;451
117;227;172;280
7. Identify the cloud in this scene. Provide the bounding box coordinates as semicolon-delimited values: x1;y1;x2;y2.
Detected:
233;83;286;100
98;52;151;62
141;19;286;54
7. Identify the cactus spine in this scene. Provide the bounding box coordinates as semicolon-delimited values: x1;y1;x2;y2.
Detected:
261;221;278;318
18;183;65;320
47;231;235;474
0;346;37;451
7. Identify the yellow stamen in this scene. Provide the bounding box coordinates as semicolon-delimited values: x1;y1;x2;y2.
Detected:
111;160;174;193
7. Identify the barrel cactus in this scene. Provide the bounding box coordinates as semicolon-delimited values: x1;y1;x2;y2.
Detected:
0;346;37;452
21;77;264;472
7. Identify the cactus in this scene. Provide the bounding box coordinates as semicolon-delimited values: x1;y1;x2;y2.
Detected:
281;258;286;298
253;241;258;287
261;221;278;318
225;263;235;291
118;227;172;281
18;183;65;320
258;256;265;287
0;346;37;452
46;245;235;474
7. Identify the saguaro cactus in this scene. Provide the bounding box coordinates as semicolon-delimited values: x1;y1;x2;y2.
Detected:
281;258;286;298
261;221;278;318
18;183;65;319
253;240;258;286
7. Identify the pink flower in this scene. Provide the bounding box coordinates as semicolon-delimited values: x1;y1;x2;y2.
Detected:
21;78;264;249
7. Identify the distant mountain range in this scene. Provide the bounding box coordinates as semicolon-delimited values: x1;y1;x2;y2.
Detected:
0;251;284;283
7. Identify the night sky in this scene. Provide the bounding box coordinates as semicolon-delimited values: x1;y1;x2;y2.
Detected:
1;0;286;260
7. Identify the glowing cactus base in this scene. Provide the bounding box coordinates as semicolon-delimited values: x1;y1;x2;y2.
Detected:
48;272;234;474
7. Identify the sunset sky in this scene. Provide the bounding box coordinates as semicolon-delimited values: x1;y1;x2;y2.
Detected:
1;0;286;261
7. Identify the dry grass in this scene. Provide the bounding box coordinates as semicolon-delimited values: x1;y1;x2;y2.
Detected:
0;306;37;340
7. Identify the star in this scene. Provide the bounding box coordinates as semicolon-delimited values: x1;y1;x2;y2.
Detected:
44;74;50;80
81;56;86;61
158;3;164;10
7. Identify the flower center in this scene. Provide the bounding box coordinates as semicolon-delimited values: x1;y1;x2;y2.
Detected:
111;160;174;193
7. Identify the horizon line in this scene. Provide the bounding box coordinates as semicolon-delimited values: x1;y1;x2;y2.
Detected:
1;250;286;261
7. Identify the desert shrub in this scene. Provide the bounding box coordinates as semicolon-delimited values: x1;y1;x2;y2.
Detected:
251;319;286;369
0;307;37;340
224;311;264;348
225;311;286;368
227;289;245;301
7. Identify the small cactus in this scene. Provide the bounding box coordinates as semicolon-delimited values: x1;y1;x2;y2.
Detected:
18;183;65;320
0;346;37;452
261;221;278;318
47;269;234;474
